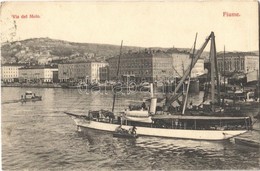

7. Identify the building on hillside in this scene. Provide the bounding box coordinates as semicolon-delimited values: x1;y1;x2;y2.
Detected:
58;61;108;83
107;49;173;83
171;52;205;78
37;57;52;65
18;66;58;83
1;64;25;83
216;53;259;74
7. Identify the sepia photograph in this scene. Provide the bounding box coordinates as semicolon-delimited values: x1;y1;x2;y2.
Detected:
1;1;259;170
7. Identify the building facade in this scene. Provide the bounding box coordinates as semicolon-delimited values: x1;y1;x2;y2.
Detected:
1;64;24;82
99;65;109;82
171;52;205;78
217;53;259;74
90;62;109;83
18;66;58;83
58;62;108;83
244;55;259;72
107;50;173;83
58;63;90;83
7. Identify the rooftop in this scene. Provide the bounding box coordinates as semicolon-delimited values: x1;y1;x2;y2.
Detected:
19;65;58;69
108;50;172;60
58;61;108;64
217;52;258;57
2;63;26;67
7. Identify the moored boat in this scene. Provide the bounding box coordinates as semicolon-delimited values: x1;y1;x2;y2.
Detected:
64;33;254;141
65;111;250;140
112;125;138;139
113;132;139;139
21;91;42;102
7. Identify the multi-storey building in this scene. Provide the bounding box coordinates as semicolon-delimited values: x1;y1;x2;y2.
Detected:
58;61;108;83
171;52;205;78
58;62;89;82
1;64;24;82
99;65;109;82
107;50;173;83
18;66;58;83
91;62;109;83
217;53;259;74
244;55;259;72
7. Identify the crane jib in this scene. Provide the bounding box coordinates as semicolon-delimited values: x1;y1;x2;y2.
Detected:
169;32;215;105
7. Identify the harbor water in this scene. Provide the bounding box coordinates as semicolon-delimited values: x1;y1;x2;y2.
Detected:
1;87;260;170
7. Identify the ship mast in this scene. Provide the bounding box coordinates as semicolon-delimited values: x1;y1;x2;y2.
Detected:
209;32;220;110
112;40;123;112
222;46;226;106
182;33;197;114
213;34;221;106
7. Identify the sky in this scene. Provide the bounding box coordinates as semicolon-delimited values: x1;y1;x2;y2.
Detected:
0;1;259;51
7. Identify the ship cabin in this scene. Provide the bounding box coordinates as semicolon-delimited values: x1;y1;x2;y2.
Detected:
25;91;34;99
150;115;252;131
88;110;252;131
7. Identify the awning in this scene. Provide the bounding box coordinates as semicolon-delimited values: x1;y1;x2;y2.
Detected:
123;115;153;123
152;114;249;120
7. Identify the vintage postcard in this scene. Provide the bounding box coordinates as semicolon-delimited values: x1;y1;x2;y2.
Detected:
1;1;259;170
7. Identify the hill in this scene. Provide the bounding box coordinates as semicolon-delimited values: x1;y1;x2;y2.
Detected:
1;38;151;64
1;38;257;64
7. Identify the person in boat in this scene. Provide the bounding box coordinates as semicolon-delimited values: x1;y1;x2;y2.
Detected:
129;126;137;135
115;125;123;133
115;125;128;134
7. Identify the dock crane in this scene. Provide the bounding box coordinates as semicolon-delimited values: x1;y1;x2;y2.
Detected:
166;32;221;111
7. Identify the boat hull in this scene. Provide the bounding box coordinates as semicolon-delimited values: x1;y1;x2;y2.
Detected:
21;97;42;102
69;115;247;141
113;133;138;139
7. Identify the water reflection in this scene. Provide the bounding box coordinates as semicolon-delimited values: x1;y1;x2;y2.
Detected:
1;87;260;170
75;129;259;170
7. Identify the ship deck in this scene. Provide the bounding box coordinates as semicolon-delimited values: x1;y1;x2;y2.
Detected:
152;114;250;120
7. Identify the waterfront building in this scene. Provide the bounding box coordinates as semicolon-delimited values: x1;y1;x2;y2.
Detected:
99;65;109;82
58;63;90;83
107;50;173;83
90;62;108;83
58;61;108;83
18;66;58;83
1;64;24;83
244;55;259;72
171;52;205;78
217;53;259;74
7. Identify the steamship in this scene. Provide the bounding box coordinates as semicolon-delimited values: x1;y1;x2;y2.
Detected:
65;33;253;141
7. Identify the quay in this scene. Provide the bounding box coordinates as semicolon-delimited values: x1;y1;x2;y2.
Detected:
1;83;62;88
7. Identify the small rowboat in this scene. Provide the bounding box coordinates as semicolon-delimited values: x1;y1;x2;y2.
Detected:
113;132;139;139
21;91;42;102
113;127;138;139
